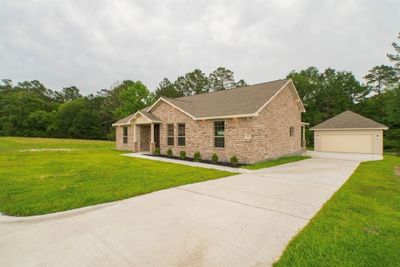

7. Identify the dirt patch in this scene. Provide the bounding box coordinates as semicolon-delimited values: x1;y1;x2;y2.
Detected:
19;148;77;152
394;166;400;176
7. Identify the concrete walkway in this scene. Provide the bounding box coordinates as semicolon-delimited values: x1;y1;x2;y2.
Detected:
0;157;361;267
123;152;253;173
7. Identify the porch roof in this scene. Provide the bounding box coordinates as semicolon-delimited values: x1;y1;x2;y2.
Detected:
112;109;161;126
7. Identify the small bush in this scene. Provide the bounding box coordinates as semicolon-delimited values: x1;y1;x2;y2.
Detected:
180;151;186;160
230;156;239;167
193;151;201;162
167;148;173;157
153;148;161;156
211;153;218;164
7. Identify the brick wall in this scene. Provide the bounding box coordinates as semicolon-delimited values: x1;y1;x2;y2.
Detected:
115;84;302;163
251;85;302;162
115;125;135;151
151;102;253;163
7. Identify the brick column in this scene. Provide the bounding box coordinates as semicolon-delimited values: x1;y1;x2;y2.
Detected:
133;124;138;152
150;123;155;153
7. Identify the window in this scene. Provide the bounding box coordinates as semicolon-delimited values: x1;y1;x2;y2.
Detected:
289;126;294;137
123;126;128;144
167;124;174;146
178;123;185;146
214;121;225;148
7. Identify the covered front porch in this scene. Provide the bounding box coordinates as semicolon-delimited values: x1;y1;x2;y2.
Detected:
113;110;161;153
133;122;160;153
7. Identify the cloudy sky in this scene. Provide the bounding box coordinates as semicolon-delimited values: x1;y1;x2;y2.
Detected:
0;0;399;94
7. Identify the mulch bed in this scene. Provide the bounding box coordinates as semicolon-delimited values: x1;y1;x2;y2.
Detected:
148;154;247;168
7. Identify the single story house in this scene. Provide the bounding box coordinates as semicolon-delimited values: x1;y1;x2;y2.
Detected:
112;79;307;164
311;110;388;155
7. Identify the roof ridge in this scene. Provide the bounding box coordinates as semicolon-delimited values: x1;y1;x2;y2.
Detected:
172;78;289;100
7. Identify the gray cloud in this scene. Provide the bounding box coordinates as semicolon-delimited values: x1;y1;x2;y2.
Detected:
0;0;399;94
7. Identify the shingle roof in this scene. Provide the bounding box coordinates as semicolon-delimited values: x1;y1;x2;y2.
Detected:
311;110;388;130
150;79;298;119
139;109;161;122
113;78;303;125
112;108;161;126
112;113;136;126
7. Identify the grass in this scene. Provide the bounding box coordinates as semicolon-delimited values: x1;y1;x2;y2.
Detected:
242;155;310;170
274;155;400;266
0;137;234;216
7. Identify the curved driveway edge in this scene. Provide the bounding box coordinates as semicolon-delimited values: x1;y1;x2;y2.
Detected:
0;157;361;267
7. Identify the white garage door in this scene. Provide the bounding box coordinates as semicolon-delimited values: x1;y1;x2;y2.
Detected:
320;134;373;154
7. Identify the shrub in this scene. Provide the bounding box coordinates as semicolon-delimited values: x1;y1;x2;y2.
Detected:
211;153;218;164
167;148;173;157
180;151;186;160
193;151;201;162
230;156;239;167
153;148;161;156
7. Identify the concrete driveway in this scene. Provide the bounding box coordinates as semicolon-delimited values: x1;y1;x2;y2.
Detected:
0;157;361;267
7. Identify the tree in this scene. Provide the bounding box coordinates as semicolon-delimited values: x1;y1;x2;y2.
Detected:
387;32;400;71
235;79;248;88
113;80;154;119
174;69;209;96
288;67;369;145
55;86;82;102
0;79;12;91
208;67;236;91
364;65;398;94
155;78;183;98
26;110;53;137
56;98;102;139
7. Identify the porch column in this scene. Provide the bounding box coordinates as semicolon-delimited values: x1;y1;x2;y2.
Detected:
133;124;137;152
302;125;306;150
150;123;155;153
136;125;141;152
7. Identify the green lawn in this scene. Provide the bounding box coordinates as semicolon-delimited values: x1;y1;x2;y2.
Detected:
242;155;310;170
0;137;234;216
274;155;400;266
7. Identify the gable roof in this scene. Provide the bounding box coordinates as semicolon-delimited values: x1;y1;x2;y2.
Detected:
311;110;388;130
113;78;305;126
148;79;304;120
112;108;161;126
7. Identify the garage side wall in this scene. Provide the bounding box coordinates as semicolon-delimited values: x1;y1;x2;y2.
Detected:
314;129;383;155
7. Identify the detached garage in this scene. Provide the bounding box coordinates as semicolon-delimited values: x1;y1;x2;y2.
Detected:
311;110;388;155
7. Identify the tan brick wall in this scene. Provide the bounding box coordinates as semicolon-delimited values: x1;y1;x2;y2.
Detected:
115;84;302;163
251;85;302;162
151;102;253;163
115;125;135;151
139;125;150;151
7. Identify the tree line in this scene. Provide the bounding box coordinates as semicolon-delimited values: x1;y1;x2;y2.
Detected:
0;67;247;140
1;34;399;151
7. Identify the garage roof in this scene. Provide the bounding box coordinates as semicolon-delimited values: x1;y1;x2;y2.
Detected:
311;110;388;130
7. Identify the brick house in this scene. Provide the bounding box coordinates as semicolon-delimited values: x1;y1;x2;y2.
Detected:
112;79;306;164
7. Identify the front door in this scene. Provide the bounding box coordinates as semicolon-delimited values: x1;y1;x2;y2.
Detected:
154;124;160;148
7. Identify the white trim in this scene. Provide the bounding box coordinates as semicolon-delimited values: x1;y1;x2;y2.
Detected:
147;97;196;120
288;80;306;112
253;79;305;116
311;128;388;131
126;112;140;124
194;113;255;121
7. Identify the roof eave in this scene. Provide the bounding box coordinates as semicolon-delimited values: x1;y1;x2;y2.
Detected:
310;127;389;131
